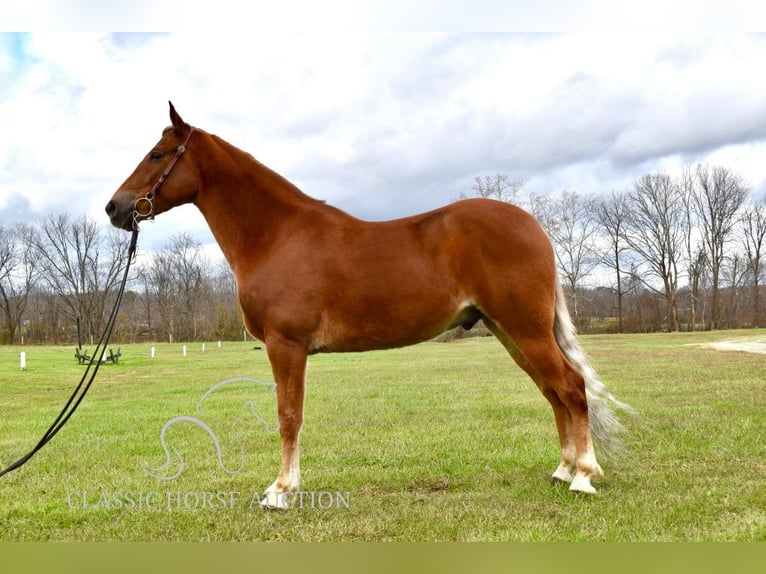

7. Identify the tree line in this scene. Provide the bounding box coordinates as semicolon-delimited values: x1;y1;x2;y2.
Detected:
1;162;765;345
0;216;241;345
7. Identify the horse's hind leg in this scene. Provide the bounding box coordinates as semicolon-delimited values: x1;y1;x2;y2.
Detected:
484;319;603;493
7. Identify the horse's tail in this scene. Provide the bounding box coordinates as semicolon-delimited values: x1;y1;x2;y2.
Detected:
552;279;633;457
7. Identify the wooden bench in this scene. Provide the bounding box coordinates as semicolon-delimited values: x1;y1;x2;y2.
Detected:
105;348;122;364
74;348;92;364
75;348;121;364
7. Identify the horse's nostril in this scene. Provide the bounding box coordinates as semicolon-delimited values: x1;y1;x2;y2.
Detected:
105;200;116;217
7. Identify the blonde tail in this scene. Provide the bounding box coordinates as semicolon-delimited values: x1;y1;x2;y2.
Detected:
552;280;633;457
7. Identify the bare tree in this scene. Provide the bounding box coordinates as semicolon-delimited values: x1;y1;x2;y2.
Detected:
688;248;710;330
528;192;555;230
679;165;705;330
146;250;175;341
473;174;525;203
31;214;129;344
0;224;38;343
720;251;749;328
693;164;750;329
543;191;601;325
624;173;686;331
597;191;631;332
210;260;242;339
457;174;525;205
135;267;155;339
146;233;209;342
741;196;766;326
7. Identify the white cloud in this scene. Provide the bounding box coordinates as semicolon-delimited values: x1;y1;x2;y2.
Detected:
2;31;766;257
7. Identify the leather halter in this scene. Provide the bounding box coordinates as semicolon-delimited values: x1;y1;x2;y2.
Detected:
133;127;195;230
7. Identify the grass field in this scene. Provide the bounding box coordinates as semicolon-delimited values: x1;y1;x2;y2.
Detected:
0;331;763;541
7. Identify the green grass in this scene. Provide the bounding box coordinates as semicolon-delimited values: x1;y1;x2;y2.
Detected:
0;331;764;541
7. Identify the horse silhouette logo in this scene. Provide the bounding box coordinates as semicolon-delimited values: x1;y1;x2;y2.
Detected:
141;377;279;481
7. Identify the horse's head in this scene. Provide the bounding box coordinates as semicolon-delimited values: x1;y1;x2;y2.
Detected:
106;102;199;230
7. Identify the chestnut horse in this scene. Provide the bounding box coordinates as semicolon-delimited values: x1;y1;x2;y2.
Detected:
107;103;628;506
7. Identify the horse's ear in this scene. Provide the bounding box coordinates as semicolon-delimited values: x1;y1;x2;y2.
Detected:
168;101;190;136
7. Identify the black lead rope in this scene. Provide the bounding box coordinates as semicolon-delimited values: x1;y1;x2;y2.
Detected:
1;121;191;479
0;226;139;479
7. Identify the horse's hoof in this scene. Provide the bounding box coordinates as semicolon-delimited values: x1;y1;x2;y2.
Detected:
551;476;570;487
569;475;598;494
260;490;291;509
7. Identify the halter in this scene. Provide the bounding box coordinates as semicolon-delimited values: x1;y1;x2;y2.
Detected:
133;127;195;230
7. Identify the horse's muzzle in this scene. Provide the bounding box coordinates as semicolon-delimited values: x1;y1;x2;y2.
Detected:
105;196;134;231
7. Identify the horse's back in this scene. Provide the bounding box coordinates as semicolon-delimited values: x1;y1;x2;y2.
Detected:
321;197;556;286
415;198;555;271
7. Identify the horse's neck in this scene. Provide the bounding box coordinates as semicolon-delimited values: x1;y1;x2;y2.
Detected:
194;134;322;273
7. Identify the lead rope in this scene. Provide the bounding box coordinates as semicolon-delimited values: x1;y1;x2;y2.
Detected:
0;225;140;478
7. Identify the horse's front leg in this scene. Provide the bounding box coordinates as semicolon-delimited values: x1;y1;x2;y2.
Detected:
261;335;307;509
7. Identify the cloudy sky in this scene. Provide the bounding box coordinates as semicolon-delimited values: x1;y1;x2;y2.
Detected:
2;22;766;257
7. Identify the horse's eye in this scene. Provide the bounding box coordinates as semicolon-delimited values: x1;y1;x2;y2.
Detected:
149;151;164;161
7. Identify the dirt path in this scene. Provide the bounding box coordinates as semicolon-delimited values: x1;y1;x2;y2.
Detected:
700;335;766;355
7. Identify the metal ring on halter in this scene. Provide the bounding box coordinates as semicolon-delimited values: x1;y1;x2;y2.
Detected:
134;196;154;217
133;196;154;230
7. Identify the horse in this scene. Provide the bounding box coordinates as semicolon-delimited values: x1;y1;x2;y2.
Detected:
106;103;629;507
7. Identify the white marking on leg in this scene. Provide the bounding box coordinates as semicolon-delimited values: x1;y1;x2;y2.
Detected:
551;462;575;483
551;433;576;483
568;452;603;494
261;446;300;509
569;473;597;494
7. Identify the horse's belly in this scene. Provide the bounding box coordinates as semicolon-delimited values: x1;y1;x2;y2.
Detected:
308;297;476;354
